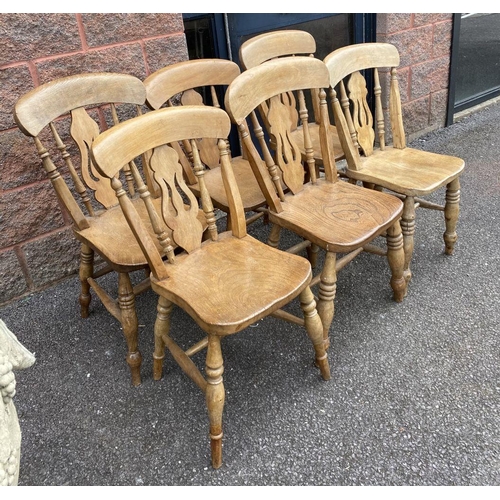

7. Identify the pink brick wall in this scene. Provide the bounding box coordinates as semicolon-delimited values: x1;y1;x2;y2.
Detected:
377;13;453;140
0;13;188;305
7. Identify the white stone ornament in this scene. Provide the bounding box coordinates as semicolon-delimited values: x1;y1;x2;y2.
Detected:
0;319;35;486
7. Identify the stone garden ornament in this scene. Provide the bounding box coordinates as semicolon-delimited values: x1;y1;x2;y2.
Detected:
0;319;35;486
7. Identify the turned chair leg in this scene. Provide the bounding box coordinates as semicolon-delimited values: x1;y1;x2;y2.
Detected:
317;251;337;349
117;272;142;386
386;220;406;302
306;243;320;270
153;296;173;381
300;287;331;380
205;334;225;469
401;196;416;285
444;177;460;255
267;223;281;249
79;244;94;318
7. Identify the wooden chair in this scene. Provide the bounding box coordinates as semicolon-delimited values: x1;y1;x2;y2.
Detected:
324;43;465;284
90;105;331;469
13;73;202;386
143;59;267;229
239;29;344;164
225;56;407;348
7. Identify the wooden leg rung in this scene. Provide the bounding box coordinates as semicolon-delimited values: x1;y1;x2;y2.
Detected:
414;197;444;211
185;337;209;357
163;335;207;392
92;264;113;279
87;278;121;321
271;308;305;326
285;239;312;255
132;277;151;296
245;211;265;225
336;248;364;270
362;243;387;256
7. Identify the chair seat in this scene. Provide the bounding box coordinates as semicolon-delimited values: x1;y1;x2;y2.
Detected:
189;156;267;212
75;197;205;270
349;147;465;197
269;178;403;253
151;232;312;335
292;123;344;163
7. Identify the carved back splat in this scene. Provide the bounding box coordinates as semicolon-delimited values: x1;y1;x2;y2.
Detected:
347;71;375;156
148;144;205;253
90;106;240;281
225;57;336;208
14;72;147;220
144;59;241;171
324;42;405;166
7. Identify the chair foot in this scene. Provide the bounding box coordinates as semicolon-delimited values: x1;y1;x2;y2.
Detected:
210;432;223;469
153;354;164;381
444;178;460;255
127;351;143;387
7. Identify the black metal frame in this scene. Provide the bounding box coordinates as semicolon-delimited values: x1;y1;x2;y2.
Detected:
447;13;500;125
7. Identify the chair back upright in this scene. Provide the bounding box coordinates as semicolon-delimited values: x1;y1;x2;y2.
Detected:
225;56;336;215
324;42;404;171
14;73;148;229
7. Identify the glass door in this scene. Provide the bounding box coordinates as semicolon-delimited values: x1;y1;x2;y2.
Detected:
449;13;500;120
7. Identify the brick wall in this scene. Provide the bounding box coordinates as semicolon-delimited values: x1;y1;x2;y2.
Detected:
377;13;453;141
0;13;188;305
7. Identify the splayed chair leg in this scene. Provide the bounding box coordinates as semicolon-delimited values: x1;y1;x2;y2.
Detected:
444;177;460;255
386;221;406;302
79;244;94;318
153;296;173;381
267;223;281;249
205;334;225;469
317;251;337;349
300;286;331;380
118;272;142;386
401;196;415;285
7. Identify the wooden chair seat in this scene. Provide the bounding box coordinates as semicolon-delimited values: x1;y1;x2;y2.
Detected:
189;156;266;212
151;232;312;335
352;147;465;197
269;179;403;253
75;197;206;269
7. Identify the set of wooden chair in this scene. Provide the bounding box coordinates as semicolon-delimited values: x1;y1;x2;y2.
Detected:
13;30;465;469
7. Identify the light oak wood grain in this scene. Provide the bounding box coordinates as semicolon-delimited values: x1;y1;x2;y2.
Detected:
144;59;267;227
239;30;345;164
